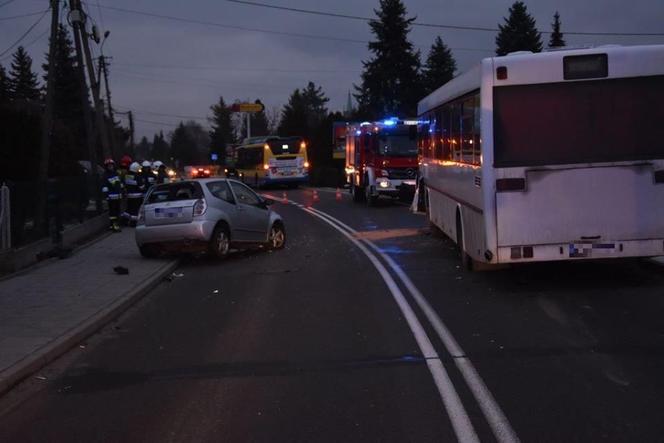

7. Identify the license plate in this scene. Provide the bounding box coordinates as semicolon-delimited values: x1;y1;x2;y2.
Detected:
569;242;616;258
155;207;183;218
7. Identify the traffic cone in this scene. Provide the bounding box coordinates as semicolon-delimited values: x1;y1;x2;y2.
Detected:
335;188;342;201
282;192;288;204
313;189;320;202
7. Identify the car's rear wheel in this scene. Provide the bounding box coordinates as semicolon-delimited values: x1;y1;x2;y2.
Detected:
139;244;159;258
267;223;286;250
209;224;230;259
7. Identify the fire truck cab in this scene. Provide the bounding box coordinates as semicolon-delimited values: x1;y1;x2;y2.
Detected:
345;118;419;205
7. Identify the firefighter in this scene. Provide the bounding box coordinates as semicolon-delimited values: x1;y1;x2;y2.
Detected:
153;160;170;184
102;158;124;232
118;155;133;225
124;162;144;226
141;160;156;190
119;155;132;178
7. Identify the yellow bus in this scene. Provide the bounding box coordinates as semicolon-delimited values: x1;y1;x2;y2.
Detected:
234;136;310;188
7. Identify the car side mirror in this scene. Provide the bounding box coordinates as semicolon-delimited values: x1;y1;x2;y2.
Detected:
263;198;275;206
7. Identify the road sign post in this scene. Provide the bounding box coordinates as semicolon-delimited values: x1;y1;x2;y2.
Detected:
230;102;265;140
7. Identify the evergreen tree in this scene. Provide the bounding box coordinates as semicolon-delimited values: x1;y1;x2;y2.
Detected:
354;0;422;119
278;89;309;137
0;64;9;105
136;136;152;160
151;131;169;160
301;82;329;129
548;12;566;48
495;1;543;56
9;46;40;102
170;121;209;165
42;25;89;175
209;95;234;163
422;36;457;95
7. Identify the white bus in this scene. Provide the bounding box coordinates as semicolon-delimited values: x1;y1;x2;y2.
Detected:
417;45;664;268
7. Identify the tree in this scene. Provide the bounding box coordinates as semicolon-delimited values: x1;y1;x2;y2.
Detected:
266;105;281;135
301;82;329;129
0;64;9;105
151;131;169;160
209;95;234;164
42;25;89;176
8;46;40;102
278;89;309;137
422;36;457;95
495;1;543;56
354;0;422;119
136;136;152;160
170;121;209;165
548;12;566;48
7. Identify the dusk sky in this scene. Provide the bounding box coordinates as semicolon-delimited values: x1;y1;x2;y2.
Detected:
2;0;664;140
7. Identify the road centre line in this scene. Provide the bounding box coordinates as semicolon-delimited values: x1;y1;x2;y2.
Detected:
301;206;480;443
302;204;520;443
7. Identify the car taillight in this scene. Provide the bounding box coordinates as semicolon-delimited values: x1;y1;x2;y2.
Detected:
193;199;207;216
138;205;145;224
496;178;526;192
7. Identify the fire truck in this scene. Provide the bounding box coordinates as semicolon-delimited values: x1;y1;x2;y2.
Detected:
345;118;419;205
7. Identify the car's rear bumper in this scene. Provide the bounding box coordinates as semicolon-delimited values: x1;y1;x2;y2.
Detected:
135;220;216;246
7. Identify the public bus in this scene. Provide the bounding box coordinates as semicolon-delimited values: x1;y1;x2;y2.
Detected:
417;45;664;268
234;136;309;187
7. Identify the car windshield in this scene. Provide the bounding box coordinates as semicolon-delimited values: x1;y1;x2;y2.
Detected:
377;132;418;157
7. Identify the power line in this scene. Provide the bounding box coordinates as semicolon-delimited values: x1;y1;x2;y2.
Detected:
133;117;182;128
225;0;664;37
0;8;49;57
0;10;47;21
113;61;361;74
0;27;49;61
0;0;17;9
97;5;368;44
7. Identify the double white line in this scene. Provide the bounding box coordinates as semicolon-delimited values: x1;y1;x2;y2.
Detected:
283;198;519;443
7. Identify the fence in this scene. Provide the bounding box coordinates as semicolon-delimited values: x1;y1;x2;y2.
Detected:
4;175;103;249
1;184;10;251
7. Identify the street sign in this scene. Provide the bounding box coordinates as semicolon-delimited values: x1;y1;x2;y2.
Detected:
231;103;265;113
211;153;219;161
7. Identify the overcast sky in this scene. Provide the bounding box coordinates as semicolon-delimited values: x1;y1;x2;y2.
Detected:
2;0;663;141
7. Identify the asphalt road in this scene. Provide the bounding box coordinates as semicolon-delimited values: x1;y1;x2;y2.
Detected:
1;187;664;442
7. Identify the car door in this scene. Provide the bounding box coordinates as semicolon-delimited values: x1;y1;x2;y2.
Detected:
204;180;248;242
229;181;270;242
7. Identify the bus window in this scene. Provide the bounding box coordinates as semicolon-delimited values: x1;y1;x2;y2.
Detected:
472;94;481;165
450;102;462;162
462;97;475;164
237;147;263;169
441;106;451;161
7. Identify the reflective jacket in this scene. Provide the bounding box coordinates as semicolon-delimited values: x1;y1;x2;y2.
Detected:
124;172;144;199
102;170;123;200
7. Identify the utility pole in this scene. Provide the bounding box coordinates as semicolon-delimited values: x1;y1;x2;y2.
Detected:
99;55;117;158
128;110;135;151
246;112;251;139
70;0;111;160
69;0;101;213
36;0;60;231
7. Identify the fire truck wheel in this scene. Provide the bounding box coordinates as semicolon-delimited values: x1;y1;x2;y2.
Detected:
365;185;378;207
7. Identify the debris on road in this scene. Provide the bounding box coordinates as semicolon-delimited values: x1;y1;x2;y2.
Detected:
113;266;129;275
34;375;47;381
213;289;220;294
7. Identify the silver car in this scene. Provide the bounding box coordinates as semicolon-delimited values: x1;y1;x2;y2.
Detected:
135;179;285;258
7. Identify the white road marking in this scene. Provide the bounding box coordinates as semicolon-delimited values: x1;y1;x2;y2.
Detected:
301;207;480;443
305;206;520;443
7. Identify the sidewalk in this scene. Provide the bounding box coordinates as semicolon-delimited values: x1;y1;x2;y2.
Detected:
0;229;178;395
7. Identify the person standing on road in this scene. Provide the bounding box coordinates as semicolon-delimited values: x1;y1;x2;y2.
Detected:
124;162;144;226
154;161;170;184
102;159;124;232
141;160;156;191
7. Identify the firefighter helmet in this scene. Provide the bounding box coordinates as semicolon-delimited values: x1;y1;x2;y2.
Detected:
141;160;152;168
104;158;115;166
120;155;132;168
129;162;141;173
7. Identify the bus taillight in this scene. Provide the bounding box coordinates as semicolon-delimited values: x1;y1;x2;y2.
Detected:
263;164;270;170
304;161;310;169
496;178;526;192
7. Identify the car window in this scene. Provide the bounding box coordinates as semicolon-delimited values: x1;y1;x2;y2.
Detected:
147;182;203;203
206;181;235;204
230;181;262;207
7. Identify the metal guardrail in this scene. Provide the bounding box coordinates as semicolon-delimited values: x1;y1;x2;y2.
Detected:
0;184;10;251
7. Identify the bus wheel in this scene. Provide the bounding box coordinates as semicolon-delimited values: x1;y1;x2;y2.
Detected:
456;212;473;271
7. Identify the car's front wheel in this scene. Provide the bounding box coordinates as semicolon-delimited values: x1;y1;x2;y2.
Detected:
267;223;286;250
209;224;231;259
